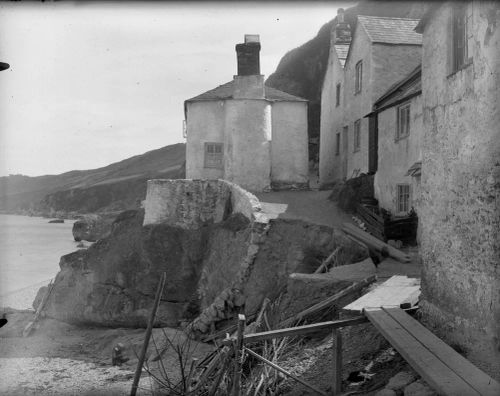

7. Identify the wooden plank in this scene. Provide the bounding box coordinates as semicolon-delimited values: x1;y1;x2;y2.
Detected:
342;223;410;262
280;275;376;327
383;307;500;396
331;329;342;396
244;347;327;395
222;316;368;346
357;204;386;224
130;272;167;396
343;276;419;312
365;308;480;396
23;279;55;337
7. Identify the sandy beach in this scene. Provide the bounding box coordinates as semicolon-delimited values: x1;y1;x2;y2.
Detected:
0;311;214;395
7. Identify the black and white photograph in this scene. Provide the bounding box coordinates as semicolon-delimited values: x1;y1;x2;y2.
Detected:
0;1;499;394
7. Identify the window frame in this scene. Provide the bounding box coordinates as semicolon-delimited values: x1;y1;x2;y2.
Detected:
353;119;361;152
204;142;224;169
396;102;411;141
335;83;341;107
450;2;473;75
397;184;411;214
355;60;363;94
335;132;341;155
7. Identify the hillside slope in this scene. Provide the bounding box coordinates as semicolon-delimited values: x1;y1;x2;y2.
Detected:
265;0;426;159
0;143;186;215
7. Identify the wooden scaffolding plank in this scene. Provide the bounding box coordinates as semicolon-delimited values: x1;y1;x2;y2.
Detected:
365;308;480;396
382;307;500;396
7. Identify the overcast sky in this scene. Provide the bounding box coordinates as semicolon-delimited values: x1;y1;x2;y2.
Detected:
0;1;352;177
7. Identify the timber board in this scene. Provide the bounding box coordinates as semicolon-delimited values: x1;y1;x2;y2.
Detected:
382;307;500;396
365;308;480;395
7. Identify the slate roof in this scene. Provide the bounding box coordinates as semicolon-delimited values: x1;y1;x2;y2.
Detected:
373;64;421;112
334;44;349;67
357;15;422;45
185;81;307;103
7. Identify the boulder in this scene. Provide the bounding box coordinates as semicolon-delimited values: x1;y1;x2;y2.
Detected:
72;214;114;242
43;209;255;328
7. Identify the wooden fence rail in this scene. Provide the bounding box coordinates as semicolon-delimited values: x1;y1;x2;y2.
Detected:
225;315;368;396
222;316;367;346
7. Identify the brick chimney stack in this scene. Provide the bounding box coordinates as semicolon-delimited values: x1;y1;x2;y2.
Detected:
333;8;352;45
235;34;261;76
233;34;265;99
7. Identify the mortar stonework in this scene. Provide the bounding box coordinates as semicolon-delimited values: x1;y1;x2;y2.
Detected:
419;2;500;377
143;179;263;227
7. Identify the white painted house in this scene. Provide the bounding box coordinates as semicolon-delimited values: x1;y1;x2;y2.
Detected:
370;65;423;217
184;35;309;192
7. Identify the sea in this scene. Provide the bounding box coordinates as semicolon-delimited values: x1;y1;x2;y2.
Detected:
0;214;79;310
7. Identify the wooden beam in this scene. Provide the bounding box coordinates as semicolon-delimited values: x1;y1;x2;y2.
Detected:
244;347;327;396
222;316;367;346
382;307;500;396
342;223;410;263
280;275;376;327
130;272;167;396
331;329;342;396
365;308;480;396
23;279;55;337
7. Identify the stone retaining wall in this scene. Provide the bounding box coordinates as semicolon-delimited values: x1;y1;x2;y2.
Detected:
143;179;263;227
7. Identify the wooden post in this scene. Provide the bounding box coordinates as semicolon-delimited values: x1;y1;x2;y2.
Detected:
331;328;342;396
130;272;167;396
231;314;246;396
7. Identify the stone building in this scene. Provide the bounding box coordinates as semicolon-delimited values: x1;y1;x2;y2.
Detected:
319;9;351;185
370;65;423;217
416;1;500;376
319;14;422;187
184;35;309;192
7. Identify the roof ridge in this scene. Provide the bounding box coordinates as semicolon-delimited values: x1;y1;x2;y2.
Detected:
185;80;307;103
357;15;421;22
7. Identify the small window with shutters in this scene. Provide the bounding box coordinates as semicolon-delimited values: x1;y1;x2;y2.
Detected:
204;142;223;169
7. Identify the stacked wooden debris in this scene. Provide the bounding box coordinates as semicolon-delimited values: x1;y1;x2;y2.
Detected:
356;203;418;243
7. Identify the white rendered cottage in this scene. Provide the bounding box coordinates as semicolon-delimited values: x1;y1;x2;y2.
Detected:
184;35;309;192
